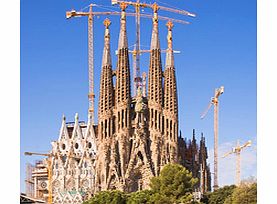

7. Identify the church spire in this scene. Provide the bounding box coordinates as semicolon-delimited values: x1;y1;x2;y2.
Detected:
148;3;163;106
164;21;178;116
98;18;114;139
148;4;164;175
163;21;178;163
115;2;131;106
165;21;174;68
150;3;160;50
118;2;128;49
114;3;131;182
102;18;112;67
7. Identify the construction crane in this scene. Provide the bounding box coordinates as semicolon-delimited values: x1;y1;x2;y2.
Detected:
111;0;195;96
66;4;96;125
24;151;80;204
222;140;252;186
24;152;54;204
66;4;191;113
200;86;224;190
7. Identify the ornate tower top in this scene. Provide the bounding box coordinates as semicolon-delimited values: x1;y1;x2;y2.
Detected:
98;18;114;118
119;2;128;11
102;18;112;67
150;3;160;50
165;21;174;68
103;18;111;28
118;2;128;49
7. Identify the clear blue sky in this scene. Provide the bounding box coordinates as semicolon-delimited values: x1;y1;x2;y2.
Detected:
20;0;257;192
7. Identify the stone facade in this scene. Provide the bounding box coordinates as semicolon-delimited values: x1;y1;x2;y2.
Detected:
50;115;97;203
178;130;212;193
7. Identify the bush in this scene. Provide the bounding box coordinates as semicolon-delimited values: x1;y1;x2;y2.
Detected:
207;185;236;204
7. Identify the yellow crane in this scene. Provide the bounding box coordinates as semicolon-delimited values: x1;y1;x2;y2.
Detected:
201;86;224;190
222;140;252;186
24;151;80;204
111;0;195;96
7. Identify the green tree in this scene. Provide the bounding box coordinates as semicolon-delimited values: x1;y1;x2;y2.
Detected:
207;185;236;204
150;163;198;202
83;164;199;204
126;190;153;204
83;190;127;204
227;183;257;204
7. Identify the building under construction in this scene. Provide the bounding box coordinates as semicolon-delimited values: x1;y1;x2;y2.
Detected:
25;1;211;203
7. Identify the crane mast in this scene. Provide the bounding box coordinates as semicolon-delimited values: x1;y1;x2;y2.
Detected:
133;0;141;96
213;93;219;190
88;4;95;124
201;86;224;190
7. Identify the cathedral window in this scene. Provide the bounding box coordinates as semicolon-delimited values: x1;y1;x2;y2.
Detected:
101;121;104;139
112;116;115;134
122;110;124;128
62;143;66;150
105;119;107;138
155;110;157;129
162;116;164;134
117;111;120;130
158;113;161;131
125;109;128;127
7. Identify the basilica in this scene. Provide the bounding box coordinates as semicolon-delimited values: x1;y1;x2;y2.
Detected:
30;4;211;204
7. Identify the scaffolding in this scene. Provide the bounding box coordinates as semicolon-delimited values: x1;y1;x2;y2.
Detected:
25;163;35;197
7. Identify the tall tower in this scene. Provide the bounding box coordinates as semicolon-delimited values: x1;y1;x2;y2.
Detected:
148;4;163;176
95;18;115;191
199;134;209;193
114;2;131;186
163;21;178;165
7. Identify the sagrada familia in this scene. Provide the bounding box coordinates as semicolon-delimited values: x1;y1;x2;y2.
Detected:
29;4;211;204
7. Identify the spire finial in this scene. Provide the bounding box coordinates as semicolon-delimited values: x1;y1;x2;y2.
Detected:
75;113;79;121
120;2;128;11
152;3;159;23
88;114;92;123
166;21;173;50
166;20;174;31
62;114;66;121
118;2;128;49
150;3;160;49
152;3;159;13
103;18;111;29
102;18;112;67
